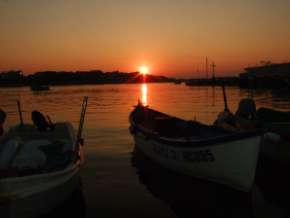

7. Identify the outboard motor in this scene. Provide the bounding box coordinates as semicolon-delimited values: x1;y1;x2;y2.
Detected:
235;98;257;120
0;109;6;136
32;110;54;131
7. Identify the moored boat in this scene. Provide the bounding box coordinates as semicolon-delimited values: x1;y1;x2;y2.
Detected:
129;103;261;192
257;107;290;140
30;84;50;91
256;107;290;164
0;97;88;218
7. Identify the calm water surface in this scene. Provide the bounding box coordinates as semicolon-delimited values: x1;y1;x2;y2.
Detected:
1;83;290;218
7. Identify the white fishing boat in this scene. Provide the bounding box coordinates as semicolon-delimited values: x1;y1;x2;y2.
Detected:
129;103;261;192
0;97;88;218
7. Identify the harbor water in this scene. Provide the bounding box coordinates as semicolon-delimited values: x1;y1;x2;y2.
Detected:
1;83;290;218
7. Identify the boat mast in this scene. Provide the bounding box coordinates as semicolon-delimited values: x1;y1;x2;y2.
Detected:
211;62;216;79
206;57;209;79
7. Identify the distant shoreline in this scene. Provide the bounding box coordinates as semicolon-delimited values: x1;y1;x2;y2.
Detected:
1;69;289;89
0;81;174;88
0;70;175;88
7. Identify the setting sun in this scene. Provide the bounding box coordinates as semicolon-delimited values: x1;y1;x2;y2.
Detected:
139;66;149;75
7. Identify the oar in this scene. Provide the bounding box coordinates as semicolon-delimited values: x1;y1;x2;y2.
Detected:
222;84;229;112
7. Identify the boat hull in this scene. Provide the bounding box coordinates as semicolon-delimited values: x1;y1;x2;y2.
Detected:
132;131;260;192
0;164;81;218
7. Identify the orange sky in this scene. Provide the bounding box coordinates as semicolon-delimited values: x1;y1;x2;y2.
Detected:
0;0;290;77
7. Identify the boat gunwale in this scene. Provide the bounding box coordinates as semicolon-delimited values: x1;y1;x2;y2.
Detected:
132;122;260;147
129;106;261;148
0;160;81;183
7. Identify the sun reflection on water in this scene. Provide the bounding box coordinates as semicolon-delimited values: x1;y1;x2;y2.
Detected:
141;83;148;106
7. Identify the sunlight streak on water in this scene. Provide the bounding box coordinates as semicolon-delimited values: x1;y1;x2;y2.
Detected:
141;83;148;106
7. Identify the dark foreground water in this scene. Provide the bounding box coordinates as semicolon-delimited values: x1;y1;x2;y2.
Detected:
1;83;290;218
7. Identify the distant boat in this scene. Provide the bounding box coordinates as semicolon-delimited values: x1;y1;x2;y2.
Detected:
30;84;50;91
129;102;261;192
0;97;88;218
185;80;195;86
185;58;217;86
174;80;182;85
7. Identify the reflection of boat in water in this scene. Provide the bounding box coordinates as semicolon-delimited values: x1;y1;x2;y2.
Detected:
0;97;88;218
42;181;86;218
129;102;261;192
132;145;290;218
30;84;50;91
131;146;254;218
1;178;86;218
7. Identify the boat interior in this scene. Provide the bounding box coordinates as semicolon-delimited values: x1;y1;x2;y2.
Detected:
131;106;232;139
0;122;76;177
2;122;76;144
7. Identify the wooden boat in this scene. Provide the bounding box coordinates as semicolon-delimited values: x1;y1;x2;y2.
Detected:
129;103;261;192
257;107;290;138
0;98;88;218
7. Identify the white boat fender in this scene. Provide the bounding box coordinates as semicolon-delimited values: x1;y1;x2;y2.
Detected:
0;139;20;169
263;132;281;144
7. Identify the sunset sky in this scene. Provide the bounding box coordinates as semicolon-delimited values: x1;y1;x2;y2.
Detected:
1;0;290;77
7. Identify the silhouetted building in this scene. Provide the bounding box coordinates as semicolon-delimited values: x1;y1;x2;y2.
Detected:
239;62;290;88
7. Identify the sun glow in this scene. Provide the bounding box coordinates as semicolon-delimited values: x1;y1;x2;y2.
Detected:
139;66;149;75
